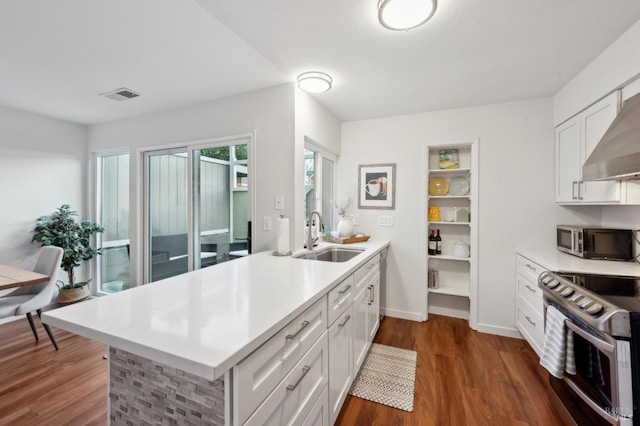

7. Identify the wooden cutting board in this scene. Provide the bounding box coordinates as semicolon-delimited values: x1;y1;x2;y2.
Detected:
323;235;370;244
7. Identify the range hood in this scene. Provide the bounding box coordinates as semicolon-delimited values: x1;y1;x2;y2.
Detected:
582;91;640;181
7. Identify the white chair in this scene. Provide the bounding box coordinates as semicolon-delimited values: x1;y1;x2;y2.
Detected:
0;246;63;350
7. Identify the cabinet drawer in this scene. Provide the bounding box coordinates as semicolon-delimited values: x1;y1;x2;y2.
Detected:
516;301;544;357
516;272;543;314
354;254;379;292
516;255;546;283
234;297;327;425
328;276;354;325
244;332;329;426
302;385;329;426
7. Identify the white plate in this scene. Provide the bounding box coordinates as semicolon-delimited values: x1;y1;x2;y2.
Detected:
449;176;470;196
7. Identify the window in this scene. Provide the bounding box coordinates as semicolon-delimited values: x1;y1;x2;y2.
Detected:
96;153;130;294
304;144;336;233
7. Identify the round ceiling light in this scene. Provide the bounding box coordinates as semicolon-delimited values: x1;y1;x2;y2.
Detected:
378;0;437;31
297;71;333;93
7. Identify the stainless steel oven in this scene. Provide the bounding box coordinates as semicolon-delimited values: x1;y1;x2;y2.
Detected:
539;271;639;426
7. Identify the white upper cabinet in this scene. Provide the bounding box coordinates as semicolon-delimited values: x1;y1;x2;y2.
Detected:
555;91;621;204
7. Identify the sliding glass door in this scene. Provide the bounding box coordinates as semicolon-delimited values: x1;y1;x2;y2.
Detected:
144;140;250;283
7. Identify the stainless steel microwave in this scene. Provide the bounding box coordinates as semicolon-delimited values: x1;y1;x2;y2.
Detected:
557;225;634;260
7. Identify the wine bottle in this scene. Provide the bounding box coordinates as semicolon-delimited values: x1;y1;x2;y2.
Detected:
435;229;442;255
428;230;436;255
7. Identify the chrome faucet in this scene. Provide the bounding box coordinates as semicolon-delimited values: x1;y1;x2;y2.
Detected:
306;211;323;250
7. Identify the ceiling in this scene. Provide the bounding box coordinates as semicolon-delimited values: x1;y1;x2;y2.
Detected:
2;1;640;125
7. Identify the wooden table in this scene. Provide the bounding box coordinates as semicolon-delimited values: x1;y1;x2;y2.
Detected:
0;265;49;291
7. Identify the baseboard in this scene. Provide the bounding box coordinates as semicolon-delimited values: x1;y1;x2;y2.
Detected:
427;305;468;320
380;307;422;322
475;322;522;339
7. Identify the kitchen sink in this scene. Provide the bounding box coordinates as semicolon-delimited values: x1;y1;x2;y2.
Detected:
293;247;364;262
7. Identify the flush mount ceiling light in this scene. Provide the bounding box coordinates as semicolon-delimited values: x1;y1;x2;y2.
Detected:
297;71;333;93
378;0;437;31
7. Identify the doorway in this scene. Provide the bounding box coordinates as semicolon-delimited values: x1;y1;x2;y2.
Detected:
144;138;251;283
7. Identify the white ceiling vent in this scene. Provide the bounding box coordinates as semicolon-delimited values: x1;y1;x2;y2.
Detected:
99;87;141;101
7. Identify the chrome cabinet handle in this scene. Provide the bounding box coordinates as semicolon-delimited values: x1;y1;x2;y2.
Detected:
577;181;584;200
286;366;310;391
525;264;537;272
338;314;351;327
285;320;309;340
368;285;374;305
338;284;351;295
572;181;578;200
525;316;536;326
367;263;376;270
524;284;536;293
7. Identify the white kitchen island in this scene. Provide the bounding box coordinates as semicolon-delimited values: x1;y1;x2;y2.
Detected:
43;240;389;426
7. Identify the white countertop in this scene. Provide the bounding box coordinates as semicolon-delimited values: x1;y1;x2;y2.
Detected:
43;240;389;380
517;246;640;276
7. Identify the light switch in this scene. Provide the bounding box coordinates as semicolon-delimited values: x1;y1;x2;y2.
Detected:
378;215;393;227
352;215;360;226
263;216;271;231
275;195;284;210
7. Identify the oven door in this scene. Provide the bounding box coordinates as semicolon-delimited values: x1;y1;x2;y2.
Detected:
548;318;633;425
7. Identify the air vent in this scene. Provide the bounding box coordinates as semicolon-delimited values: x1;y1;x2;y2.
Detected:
99;87;141;101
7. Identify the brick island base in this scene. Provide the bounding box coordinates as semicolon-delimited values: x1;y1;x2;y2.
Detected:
108;347;226;425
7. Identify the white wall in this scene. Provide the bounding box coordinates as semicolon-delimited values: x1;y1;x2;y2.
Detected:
339;97;581;334
88;84;296;286
294;89;342;249
0;105;86;280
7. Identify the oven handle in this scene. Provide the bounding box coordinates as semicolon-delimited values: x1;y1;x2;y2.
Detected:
565;320;615;354
563;377;619;425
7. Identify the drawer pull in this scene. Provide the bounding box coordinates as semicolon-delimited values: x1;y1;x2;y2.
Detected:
285;320;310;340
286;365;311;391
368;285;374;305
338;284;352;295
525;264;537;272
524;284;537;293
338;314;351;327
524;316;536;327
367;263;376;269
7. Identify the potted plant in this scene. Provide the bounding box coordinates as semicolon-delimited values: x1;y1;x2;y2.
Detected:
32;204;104;304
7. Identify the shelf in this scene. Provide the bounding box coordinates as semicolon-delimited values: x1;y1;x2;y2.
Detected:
427;195;470;200
427;254;470;262
427;221;469;226
428;168;471;174
428;286;470;297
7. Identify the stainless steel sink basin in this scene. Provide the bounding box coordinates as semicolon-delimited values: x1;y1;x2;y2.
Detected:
293;247;364;262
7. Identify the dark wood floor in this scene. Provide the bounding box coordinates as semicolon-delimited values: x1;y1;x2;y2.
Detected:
0;314;563;425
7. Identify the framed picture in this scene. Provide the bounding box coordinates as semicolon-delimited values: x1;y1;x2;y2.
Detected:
358;163;396;209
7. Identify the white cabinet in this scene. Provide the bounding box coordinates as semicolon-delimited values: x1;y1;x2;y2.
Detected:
555;91;620;203
328;311;353;425
244;332;329;426
234;296;327;425
514;254;547;357
425;140;478;328
302;385;329;426
353;270;380;372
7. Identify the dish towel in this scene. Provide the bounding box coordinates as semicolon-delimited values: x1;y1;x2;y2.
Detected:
540;305;575;378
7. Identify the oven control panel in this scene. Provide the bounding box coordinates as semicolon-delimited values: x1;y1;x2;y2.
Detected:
539;272;604;316
538;271;631;337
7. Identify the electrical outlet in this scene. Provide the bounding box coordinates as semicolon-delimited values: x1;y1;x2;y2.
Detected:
352;215;360;226
263;216;271;231
275;195;284;210
378;215;393;227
